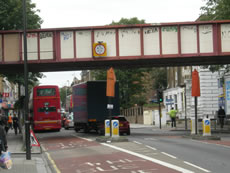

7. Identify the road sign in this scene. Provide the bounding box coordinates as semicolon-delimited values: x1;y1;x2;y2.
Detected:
203;118;211;136
105;120;110;136
30;130;40;147
93;42;107;57
112;120;119;137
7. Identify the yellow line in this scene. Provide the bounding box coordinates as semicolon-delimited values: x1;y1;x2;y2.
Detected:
46;152;61;173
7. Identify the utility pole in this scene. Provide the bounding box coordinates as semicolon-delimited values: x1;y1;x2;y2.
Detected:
23;0;31;160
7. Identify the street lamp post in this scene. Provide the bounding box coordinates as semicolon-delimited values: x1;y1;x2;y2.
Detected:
22;0;31;160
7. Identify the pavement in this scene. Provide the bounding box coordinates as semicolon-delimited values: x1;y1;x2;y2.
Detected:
0;123;229;173
0;128;51;173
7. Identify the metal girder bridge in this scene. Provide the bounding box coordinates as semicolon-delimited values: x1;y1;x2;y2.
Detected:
0;20;230;73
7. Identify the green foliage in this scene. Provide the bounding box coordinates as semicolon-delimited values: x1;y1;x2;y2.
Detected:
59;87;71;108
92;68;149;108
111;17;145;25
0;0;43;30
199;0;230;73
14;96;25;109
149;68;167;90
0;0;44;109
199;0;230;21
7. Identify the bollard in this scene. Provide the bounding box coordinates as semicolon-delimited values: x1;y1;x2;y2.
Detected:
112;120;119;137
203;115;211;136
190;117;196;135
105;120;110;136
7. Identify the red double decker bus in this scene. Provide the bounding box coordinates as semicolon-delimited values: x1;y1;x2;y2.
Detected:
29;85;62;131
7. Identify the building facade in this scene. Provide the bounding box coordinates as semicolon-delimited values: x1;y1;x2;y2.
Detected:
164;66;220;119
0;76;18;116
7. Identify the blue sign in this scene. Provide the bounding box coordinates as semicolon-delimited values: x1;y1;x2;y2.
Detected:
106;121;110;126
205;120;210;125
0;99;2;103
113;121;118;128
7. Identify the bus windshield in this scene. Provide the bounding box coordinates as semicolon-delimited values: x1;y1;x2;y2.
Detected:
37;88;56;96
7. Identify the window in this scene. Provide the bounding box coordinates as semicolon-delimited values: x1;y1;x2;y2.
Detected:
38;106;56;112
174;94;178;110
37;88;56;96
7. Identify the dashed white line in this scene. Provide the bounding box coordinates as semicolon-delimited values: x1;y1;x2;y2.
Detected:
161;152;177;159
133;141;142;145
145;145;157;151
102;143;194;173
184;161;210;172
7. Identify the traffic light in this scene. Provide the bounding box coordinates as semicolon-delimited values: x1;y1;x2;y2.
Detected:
157;90;163;102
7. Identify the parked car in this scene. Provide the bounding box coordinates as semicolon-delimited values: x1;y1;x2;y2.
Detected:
98;115;130;135
64;113;74;130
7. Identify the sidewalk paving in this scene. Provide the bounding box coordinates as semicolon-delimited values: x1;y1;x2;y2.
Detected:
0;129;51;173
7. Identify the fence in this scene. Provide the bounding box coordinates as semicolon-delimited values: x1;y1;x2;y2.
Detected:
121;106;143;124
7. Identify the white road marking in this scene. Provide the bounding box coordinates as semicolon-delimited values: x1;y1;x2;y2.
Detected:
133;141;142;145
145;145;157;151
161;152;177;159
193;139;230;149
102;143;194;173
184;161;211;172
73;135;93;141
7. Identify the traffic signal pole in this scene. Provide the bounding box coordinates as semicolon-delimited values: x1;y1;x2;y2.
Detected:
157;89;163;129
158;101;161;129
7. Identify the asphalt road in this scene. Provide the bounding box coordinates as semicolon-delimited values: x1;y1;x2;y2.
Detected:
128;127;230;173
35;127;230;173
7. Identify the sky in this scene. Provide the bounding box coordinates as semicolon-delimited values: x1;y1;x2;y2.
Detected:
36;0;206;87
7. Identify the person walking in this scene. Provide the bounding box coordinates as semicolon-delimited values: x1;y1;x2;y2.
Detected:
0;117;8;155
2;116;9;134
168;107;177;128
8;114;13;130
218;106;226;129
12;114;19;135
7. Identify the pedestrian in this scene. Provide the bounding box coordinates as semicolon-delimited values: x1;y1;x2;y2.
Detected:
0;117;8;155
8;114;13;130
218;106;226;129
168;107;177;128
12;114;19;135
1;116;9;134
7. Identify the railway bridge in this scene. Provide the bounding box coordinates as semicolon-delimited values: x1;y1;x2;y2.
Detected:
0;20;230;73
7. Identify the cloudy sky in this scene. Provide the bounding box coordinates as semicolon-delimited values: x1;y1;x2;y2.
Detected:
36;0;206;87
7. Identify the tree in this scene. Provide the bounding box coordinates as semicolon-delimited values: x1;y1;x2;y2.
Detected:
59;86;71;108
111;17;145;25
0;0;43;30
199;0;230;21
199;0;230;74
0;0;44;109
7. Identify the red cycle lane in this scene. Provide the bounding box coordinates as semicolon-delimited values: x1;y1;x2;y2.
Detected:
41;136;190;173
